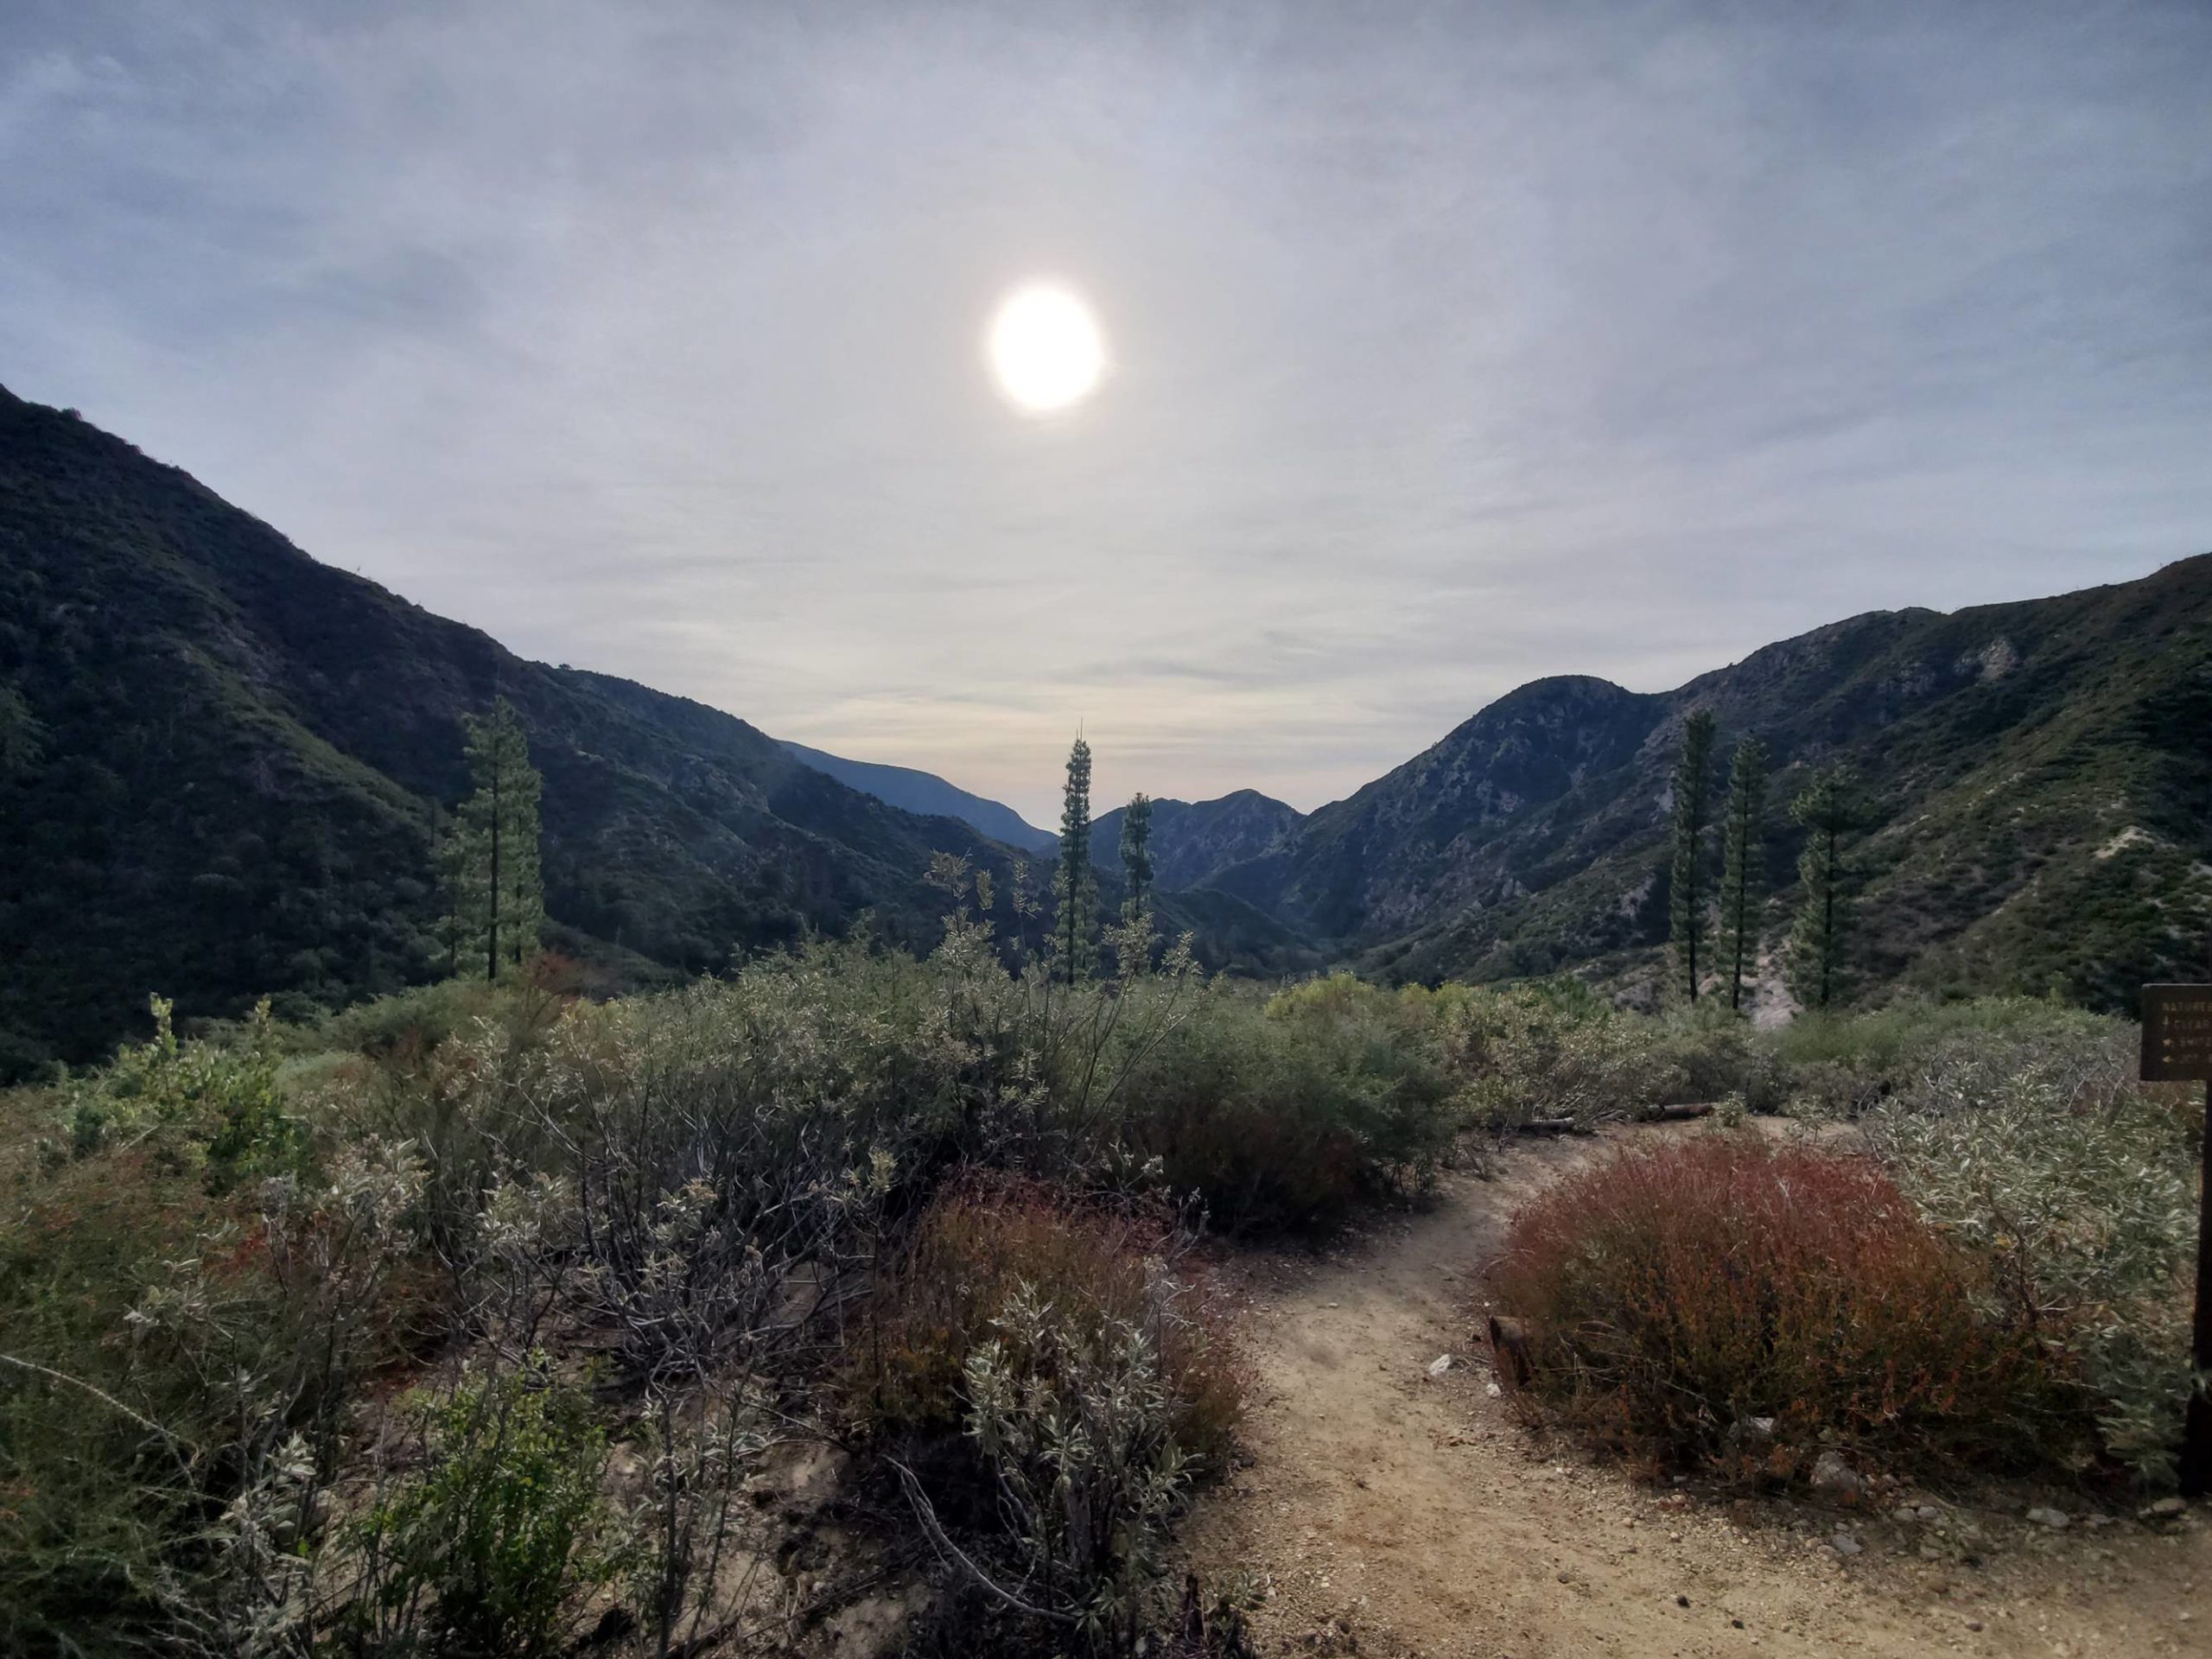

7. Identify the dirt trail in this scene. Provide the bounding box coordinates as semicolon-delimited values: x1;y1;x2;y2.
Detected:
1180;1129;2209;1658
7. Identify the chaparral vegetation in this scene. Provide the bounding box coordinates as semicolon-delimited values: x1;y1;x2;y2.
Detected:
3;876;2199;1657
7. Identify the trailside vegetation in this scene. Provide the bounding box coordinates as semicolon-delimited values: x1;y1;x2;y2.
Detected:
2;938;2195;1655
1489;995;2198;1490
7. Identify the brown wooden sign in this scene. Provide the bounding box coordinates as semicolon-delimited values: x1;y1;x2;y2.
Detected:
2141;984;2212;1082
2145;982;2212;1496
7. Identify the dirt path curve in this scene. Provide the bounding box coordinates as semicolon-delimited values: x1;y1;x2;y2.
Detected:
1180;1129;2209;1659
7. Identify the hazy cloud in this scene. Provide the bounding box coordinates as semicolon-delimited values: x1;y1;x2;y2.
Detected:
4;0;2208;820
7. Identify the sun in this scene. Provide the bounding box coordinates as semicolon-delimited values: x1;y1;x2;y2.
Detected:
986;283;1106;414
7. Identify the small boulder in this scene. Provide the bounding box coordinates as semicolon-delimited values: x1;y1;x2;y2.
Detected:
2025;1506;2069;1530
1427;1353;1453;1376
1809;1450;1865;1498
1828;1532;1863;1557
2141;1497;2188;1522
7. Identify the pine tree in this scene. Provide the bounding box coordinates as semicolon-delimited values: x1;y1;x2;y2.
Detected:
1668;709;1719;1002
432;800;472;979
1716;737;1768;1012
1052;736;1098;984
1788;766;1860;1012
1119;791;1154;922
0;683;42;776
448;698;543;980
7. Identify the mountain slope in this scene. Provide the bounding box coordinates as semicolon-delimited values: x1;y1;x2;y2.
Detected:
779;740;1053;852
0;388;1022;1073
1090;789;1305;892
1210;561;2212;1012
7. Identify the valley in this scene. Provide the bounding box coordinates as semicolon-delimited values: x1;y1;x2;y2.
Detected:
3;384;2205;1077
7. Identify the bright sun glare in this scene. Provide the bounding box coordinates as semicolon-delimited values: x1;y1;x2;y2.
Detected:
986;283;1106;414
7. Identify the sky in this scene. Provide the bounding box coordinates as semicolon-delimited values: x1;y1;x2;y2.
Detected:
3;2;2209;826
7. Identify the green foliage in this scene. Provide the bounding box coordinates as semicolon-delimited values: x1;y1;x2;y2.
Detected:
1787;766;1862;1011
1855;1023;2197;1484
1668;709;1719;1003
1716;737;1768;1011
1440;982;1783;1134
1119;791;1154;928
448;698;544;982
1113;975;1464;1230
308;975;517;1061
0;681;42;776
59;994;306;1192
0;1106;428;1655
340;1359;629;1659
1054;737;1100;984
963;1286;1196;1655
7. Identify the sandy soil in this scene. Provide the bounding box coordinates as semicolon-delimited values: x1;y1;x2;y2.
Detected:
1179;1127;2210;1659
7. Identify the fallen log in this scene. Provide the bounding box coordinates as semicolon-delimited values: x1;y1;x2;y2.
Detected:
1641;1102;1714;1122
1521;1116;1587;1135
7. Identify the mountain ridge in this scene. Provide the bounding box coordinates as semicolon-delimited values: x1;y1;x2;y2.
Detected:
0;386;1033;1073
1202;557;2212;1011
1090;789;1305;893
778;739;1054;852
3;384;2203;1071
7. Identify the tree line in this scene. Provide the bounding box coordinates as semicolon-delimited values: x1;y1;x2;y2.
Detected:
1668;709;1863;1013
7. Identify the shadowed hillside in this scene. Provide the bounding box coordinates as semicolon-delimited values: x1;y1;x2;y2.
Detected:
0;388;1027;1073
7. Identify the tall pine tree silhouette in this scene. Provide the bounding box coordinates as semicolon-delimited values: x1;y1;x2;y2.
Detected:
1668;709;1719;1002
445;698;543;980
1052;736;1098;983
1788;766;1861;1011
1716;737;1768;1011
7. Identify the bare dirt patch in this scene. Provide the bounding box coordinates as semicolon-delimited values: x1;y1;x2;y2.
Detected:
1179;1126;2209;1657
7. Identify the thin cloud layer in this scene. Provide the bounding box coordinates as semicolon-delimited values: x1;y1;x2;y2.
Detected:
3;0;2208;821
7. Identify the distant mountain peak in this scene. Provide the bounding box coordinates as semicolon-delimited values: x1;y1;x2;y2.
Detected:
777;741;1052;852
1090;789;1304;892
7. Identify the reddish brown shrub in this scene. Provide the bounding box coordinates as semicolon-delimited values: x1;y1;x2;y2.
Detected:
1488;1135;2082;1478
849;1172;1243;1465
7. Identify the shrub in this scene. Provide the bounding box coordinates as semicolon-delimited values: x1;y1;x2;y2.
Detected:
1771;995;2115;1110
60;995;307;1192
0;1126;429;1655
1115;976;1461;1230
963;1284;1195;1653
1445;983;1670;1131
1644;1001;1789;1112
1859;1023;2197;1483
1490;1136;2075;1478
855;1173;1242;1655
853;1172;1239;1465
308;976;518;1063
338;1359;631;1658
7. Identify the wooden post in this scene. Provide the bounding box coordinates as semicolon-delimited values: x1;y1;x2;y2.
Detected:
2183;1076;2212;1498
2142;984;2212;1496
